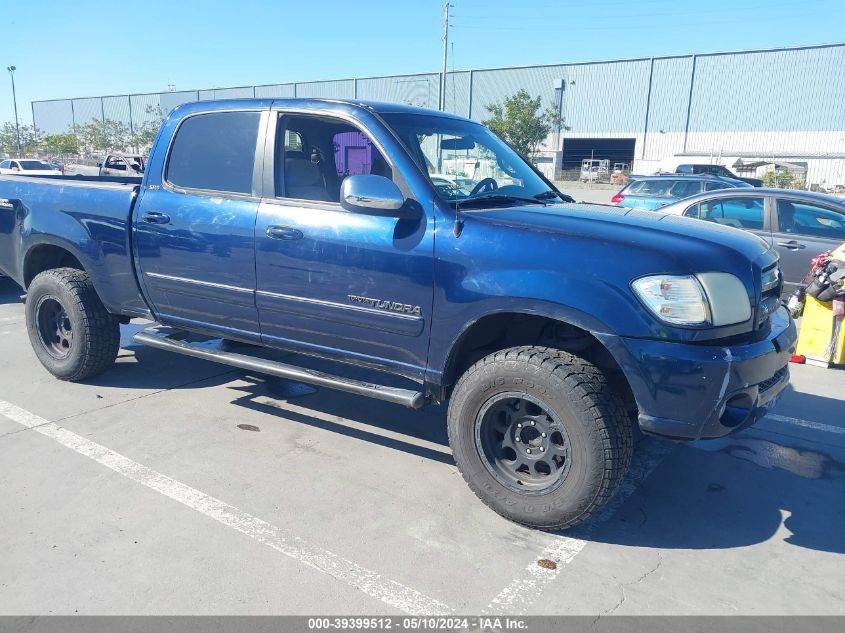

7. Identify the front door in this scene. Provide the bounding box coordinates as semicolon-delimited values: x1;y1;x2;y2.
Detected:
254;112;434;379
134;109;265;341
771;197;845;291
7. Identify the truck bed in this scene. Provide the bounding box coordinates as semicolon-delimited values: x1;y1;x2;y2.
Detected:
0;174;149;318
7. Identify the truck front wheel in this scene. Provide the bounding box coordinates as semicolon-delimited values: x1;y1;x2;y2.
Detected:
26;268;120;382
447;346;633;529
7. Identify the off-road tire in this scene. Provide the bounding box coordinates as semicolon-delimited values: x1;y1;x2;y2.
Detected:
447;346;633;529
26;268;120;381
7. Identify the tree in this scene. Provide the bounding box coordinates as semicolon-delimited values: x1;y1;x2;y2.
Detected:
762;168;794;189
0;122;41;155
129;104;164;153
482;89;564;158
43;133;79;156
72;118;131;155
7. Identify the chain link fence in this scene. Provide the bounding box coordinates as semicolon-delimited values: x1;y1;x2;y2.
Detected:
29;43;845;191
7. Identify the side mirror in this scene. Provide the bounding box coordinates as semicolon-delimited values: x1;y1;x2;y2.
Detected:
341;174;417;219
97;162;102;168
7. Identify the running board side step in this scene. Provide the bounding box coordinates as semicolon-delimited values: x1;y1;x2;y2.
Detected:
133;327;427;409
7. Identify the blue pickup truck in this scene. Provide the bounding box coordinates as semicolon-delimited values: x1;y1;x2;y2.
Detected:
0;99;796;529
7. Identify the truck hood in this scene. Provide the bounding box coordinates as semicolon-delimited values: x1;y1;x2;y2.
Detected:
463;201;774;267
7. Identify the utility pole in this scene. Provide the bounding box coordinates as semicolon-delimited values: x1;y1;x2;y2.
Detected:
6;66;21;157
440;2;452;111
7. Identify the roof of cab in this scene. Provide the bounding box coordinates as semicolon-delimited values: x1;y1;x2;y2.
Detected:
168;97;471;122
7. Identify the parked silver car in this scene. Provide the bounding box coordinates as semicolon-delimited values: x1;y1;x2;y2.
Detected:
659;188;845;292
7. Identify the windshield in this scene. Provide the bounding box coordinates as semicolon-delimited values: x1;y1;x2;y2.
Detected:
381;113;552;206
20;160;54;170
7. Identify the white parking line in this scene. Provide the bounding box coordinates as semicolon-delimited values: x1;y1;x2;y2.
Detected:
482;438;675;616
765;413;845;435
0;400;453;616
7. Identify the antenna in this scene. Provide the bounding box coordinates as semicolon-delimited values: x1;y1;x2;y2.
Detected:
440;2;453;111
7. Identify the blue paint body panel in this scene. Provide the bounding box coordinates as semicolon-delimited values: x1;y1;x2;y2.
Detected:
0;98;797;440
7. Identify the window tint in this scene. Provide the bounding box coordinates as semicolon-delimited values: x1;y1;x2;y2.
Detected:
276;114;391;203
669;180;701;198
699;197;764;229
704;180;732;191
167;111;260;195
675;165;693;174
0;161;9;169
778;199;845;239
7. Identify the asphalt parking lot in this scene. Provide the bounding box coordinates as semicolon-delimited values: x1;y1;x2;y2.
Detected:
0;274;843;616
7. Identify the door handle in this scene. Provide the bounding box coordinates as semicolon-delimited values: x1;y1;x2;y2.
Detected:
777;240;806;250
142;211;171;225
266;225;303;240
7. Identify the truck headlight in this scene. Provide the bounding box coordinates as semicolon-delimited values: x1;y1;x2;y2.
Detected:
632;275;709;326
632;273;752;327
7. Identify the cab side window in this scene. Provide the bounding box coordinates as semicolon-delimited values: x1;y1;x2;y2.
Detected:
275;114;392;203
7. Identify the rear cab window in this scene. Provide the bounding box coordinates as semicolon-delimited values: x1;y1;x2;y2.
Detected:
166;110;261;195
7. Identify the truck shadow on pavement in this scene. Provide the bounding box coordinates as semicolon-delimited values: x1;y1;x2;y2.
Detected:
0;276;22;304
226;375;454;466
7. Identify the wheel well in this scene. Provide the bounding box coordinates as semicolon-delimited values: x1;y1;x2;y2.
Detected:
440;313;637;417
24;245;84;288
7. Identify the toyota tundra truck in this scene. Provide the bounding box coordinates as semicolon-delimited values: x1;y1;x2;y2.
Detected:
0;99;796;529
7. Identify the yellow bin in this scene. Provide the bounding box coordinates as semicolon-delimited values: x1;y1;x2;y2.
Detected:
796;295;845;367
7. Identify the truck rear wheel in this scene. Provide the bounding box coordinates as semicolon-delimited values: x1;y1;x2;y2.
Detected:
26;268;120;382
447;346;633;529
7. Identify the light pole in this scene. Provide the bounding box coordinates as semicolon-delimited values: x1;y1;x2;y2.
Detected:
6;66;21;157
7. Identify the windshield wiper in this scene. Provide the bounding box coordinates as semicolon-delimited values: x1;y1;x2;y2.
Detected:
533;190;572;202
456;193;548;208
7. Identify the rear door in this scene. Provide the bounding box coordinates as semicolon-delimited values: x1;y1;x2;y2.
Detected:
771;197;845;290
133;108;267;341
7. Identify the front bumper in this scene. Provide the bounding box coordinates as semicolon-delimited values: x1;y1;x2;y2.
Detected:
597;306;797;440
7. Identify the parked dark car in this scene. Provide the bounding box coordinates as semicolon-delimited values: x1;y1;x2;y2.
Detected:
659;188;845;292
611;174;752;210
675;163;763;187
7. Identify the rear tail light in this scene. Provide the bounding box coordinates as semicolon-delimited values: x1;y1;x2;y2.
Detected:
611;193;625;204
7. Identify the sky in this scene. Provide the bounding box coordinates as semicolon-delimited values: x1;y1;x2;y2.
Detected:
1;0;843;126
